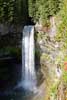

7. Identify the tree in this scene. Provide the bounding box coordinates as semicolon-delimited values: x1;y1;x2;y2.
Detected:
0;0;28;23
28;0;62;25
28;0;36;21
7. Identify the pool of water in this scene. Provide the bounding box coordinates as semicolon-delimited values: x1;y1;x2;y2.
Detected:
0;57;37;100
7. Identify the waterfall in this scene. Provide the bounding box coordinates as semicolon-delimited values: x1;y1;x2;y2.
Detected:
22;25;37;91
0;26;37;96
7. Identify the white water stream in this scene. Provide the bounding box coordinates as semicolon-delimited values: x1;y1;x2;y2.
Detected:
22;26;37;91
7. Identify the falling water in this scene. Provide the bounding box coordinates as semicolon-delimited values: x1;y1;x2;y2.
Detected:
22;25;37;91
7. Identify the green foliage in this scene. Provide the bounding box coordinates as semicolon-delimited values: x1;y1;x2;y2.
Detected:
62;55;67;84
55;0;67;45
0;0;15;22
28;0;61;24
63;71;67;84
28;0;36;19
50;84;57;94
0;0;28;23
0;47;21;58
55;1;67;85
0;0;62;24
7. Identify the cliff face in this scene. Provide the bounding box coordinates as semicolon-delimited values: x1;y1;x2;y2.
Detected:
0;0;29;46
35;18;65;99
